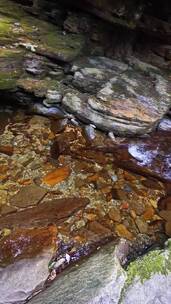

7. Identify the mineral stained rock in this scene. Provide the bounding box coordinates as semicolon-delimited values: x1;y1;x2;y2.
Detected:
62;57;171;136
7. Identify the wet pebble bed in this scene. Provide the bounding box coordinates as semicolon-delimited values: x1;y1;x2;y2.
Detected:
0;108;170;303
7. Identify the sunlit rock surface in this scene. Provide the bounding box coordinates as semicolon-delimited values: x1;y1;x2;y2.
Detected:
122;240;171;304
119;131;171;181
158;118;171;132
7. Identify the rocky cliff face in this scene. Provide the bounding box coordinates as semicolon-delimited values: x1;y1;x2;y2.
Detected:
1;0;171;136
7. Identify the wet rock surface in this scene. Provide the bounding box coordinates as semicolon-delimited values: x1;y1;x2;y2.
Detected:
0;109;170;303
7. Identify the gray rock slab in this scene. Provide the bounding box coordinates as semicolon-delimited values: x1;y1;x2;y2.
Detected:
0;250;53;304
62;56;171;136
29;243;126;304
29;240;171;304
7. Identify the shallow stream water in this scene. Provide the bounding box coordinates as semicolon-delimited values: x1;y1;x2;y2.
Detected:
0;106;170;304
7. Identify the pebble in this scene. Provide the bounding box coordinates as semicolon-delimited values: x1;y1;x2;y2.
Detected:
84;125;96;140
135;218;148;234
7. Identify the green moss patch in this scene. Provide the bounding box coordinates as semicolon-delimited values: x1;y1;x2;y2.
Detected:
126;242;171;287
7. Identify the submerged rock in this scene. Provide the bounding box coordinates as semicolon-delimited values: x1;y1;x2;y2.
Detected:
10;184;47;208
0;197;90;229
0;225;57;266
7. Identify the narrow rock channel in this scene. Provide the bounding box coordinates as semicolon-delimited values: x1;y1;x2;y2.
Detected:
0;0;171;303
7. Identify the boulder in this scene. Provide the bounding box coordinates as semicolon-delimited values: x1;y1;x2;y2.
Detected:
62;56;171;136
29;240;171;304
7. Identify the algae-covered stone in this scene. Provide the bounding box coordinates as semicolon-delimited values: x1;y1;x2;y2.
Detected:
0;48;24;90
17;78;62;98
121;240;171;304
0;0;85;93
0;0;84;62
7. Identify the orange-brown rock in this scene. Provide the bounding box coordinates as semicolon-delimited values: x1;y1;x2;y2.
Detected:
108;207;121;222
18;179;32;185
0;145;13;156
143;206;155;221
86;173;101;183
120;202;129;210
85;213;97;222
111;188;127;200
115;223;134;240
165;221;171;236
0;225;57;266
158;196;171;211
10;184;47;208
42;166;71;186
0;197;90;229
88;221;112;239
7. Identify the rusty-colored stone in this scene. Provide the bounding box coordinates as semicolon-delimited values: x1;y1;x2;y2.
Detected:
85;213;97;222
115;224;134;241
143;206;155;221
88;221;112;239
42;166;71;186
108;207;121;222
10;184;47;208
0;225;57;266
0;197;90;229
0;145;13;156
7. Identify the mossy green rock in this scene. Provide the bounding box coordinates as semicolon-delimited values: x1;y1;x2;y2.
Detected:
121;240;171;303
0;0;84;91
0;48;24;89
